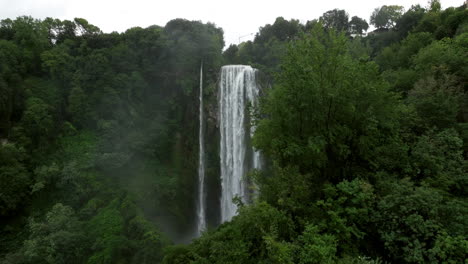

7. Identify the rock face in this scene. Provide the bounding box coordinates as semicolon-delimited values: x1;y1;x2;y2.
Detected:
202;76;222;229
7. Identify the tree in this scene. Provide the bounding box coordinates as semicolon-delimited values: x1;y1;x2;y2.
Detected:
255;17;303;43
374;179;467;263
0;39;24;136
85;200;125;264
314;180;376;255
319;9;349;32
349;16;369;35
407;75;462;131
21;203;86;264
429;0;442;12
297;224;337;264
67;86;91;128
0;143;31;215
253;25;401;183
223;44;239;64
410;129;466;194
375;32;434;71
19;97;53;145
395;5;426;39
163;202;295;264
412;34;467;88
370;5;404;29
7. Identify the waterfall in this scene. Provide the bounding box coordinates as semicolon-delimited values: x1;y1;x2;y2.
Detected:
219;65;261;223
196;61;206;236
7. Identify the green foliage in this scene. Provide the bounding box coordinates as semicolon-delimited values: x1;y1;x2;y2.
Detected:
349;16;369;35
376;32;434;71
127;215;170;263
316;180;376;254
370;5;405;29
411;129;467;194
256;165;317;225
412;34;467;80
0;39;23;135
86;200;125;264
256;17;302;44
320;9;349;32
224;17;303;75
21;203;85;264
395;5;426;39
1;3;468;263
19;97;53;146
428;232;468;263
407;75;462;130
172;202;295;264
0;15;223;263
68;86;91;128
374;179;467;263
254;25;400;182
297;224;337;264
192;4;467;264
0;143;31;215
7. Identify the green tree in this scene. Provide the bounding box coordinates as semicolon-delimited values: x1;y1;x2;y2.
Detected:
67;86;91;128
320;9;349;32
0;39;23;136
412;33;467;80
429;0;442;12
255;17;303;43
349;16;369;35
170;202;295;264
374;179;467;263
19;97;53;146
85;200;125;264
0;143;31;215
21;203;86;264
297;224;337;264
411;129;466;194
395;5;426;38
315;180;376;255
253;25;401;182
370;5;405;29
376;32;434;71
407;75;462;130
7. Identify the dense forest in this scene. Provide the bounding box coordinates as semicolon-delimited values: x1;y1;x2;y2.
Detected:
0;0;467;263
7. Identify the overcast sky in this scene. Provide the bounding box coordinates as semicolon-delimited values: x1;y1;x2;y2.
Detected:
0;0;464;46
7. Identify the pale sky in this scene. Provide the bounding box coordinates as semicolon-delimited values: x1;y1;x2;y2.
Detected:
0;0;464;46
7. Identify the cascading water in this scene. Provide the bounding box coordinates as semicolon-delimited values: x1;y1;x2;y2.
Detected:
196;62;206;236
219;65;261;223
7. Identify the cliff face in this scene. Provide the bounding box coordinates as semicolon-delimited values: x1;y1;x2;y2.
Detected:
203;80;222;228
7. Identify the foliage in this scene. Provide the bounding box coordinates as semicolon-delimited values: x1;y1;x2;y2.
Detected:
374;179;467;263
12;203;85;264
0;15;221;263
315;180;376;254
191;3;468;263
163;202;295;264
370;5;405;29
0;143;31;215
320;9;349;32
1;2;468;263
297;224;337;264
349;16;369;35
254;25;401;183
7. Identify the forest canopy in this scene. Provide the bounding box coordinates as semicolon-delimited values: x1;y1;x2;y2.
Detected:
1;0;467;263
